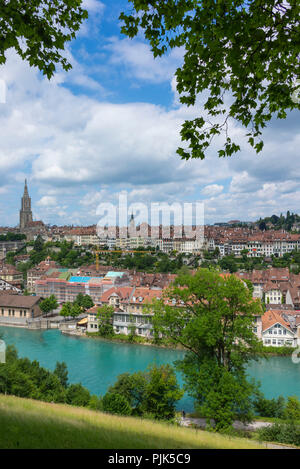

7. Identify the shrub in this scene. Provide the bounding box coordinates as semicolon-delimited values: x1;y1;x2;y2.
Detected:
258;421;300;446
66;383;91;407
283;396;300;421
102;393;132;416
105;364;183;420
254;392;285;418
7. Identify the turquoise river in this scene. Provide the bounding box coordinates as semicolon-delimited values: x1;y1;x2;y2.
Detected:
1;326;299;412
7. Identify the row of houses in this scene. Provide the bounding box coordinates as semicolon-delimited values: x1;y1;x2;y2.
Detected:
0;276;299;347
46;223;300;258
236;267;300;308
0;262;23;288
85;285;300;347
205;227;300;258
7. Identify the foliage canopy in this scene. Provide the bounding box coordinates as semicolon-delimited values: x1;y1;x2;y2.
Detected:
120;0;300;160
0;0;88;79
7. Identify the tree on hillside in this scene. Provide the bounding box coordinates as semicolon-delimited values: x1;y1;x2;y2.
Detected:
149;268;263;430
141;363;184;420
54;362;69;388
33;235;44;252
102;392;133;416
120;1;300;160
0;1;88;78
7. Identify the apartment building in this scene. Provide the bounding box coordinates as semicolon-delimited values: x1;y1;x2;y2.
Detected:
0;278;22;293
27;257;59;292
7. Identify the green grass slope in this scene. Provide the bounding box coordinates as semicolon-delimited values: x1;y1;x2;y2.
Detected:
0;394;265;449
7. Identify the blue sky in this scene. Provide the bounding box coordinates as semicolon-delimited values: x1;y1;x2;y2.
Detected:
0;0;299;227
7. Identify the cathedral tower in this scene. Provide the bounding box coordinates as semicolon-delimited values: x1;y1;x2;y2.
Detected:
19;179;33;229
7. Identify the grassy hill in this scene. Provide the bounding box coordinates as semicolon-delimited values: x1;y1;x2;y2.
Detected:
0;394;266;449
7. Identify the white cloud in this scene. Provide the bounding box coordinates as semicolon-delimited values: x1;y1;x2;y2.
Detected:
106;38;184;84
202;184;224;197
0;45;300;226
37;196;57;207
78;0;105;37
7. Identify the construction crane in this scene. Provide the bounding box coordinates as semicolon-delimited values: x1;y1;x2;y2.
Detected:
93;247;151;271
97;250;148;255
93;247;101;272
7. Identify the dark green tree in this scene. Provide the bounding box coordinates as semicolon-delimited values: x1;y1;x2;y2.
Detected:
120;1;300;160
33;235;44;252
107;372;146;415
66;383;90;407
253;391;285;418
54;362;69;388
74;293;94;310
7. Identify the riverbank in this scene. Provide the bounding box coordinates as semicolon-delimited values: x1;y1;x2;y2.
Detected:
82;330;298;356
1;318;297;356
85;330;184;351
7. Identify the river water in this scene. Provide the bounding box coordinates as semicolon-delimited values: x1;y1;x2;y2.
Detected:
1;326;299;412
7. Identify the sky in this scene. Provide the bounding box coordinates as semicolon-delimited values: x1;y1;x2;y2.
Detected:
0;0;299;228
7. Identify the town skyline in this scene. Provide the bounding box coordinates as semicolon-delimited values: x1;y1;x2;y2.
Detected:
0;178;299;229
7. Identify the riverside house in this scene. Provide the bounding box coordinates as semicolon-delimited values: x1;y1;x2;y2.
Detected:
261;310;300;347
87;286;163;337
0;293;42;320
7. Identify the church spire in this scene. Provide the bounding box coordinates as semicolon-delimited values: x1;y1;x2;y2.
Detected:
24;179;28;196
20;179;33;230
